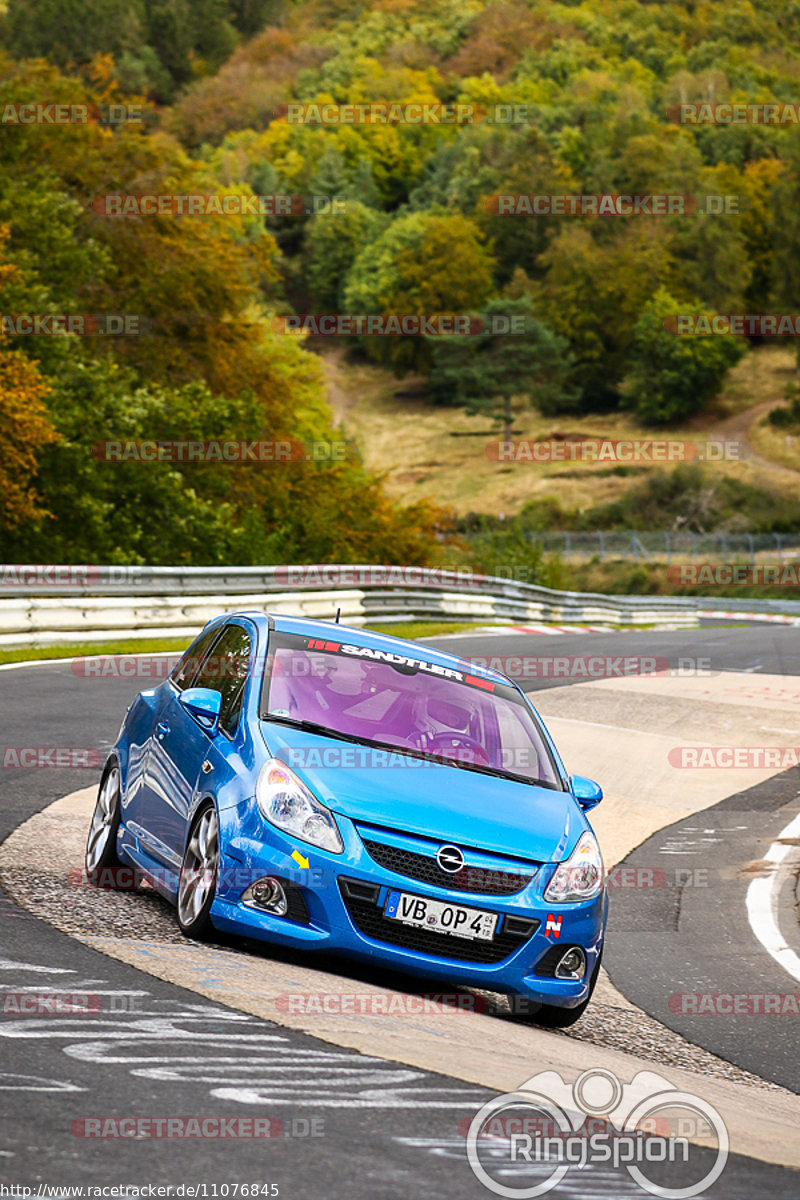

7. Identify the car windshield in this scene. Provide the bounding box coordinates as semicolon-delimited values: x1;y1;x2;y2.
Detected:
260;631;564;788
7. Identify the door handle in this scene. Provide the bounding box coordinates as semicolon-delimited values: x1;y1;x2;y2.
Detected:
201;760;213;774
156;721;170;739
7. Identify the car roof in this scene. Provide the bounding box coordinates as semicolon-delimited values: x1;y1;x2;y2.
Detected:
219;609;509;685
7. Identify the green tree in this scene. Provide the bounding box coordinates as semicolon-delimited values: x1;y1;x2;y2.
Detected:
8;0;238;101
304;202;387;312
426;297;577;438
621;288;745;424
8;0;145;69
536;225;674;410
226;0;282;37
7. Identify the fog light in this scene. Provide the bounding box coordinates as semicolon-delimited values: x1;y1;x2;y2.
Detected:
555;947;586;980
243;876;288;915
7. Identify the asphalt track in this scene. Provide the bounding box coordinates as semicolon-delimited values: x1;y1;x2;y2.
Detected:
441;624;800;1096
1;623;799;1197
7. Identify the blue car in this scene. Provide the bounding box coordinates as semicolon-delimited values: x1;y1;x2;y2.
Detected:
86;613;608;1026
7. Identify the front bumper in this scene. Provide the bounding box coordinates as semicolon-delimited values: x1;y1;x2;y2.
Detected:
211;801;607;1009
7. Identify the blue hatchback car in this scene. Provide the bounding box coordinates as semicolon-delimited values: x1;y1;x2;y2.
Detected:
86;612;608;1026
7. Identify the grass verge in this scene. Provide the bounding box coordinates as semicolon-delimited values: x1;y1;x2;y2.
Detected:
0;623;488;665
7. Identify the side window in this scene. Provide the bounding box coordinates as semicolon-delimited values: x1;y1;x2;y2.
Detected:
170;625;223;692
192;624;253;738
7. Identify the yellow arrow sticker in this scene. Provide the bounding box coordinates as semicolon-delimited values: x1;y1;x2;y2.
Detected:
291;849;310;870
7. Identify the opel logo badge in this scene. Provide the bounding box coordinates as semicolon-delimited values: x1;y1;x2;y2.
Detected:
437;844;464;873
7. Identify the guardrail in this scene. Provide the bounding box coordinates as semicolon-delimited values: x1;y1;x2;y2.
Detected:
0;565;702;648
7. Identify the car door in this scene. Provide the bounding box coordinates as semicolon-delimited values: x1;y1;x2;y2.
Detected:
125;622;223;856
143;621;254;869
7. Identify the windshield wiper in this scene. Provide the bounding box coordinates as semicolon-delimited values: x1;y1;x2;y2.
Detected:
261;713;557;786
262;714;392;753
261;714;345;738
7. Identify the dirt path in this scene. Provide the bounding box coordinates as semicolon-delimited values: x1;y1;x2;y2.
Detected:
706;396;800;482
315;342;351;423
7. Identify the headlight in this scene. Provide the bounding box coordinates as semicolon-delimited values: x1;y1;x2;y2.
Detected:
256;760;343;853
544;831;604;902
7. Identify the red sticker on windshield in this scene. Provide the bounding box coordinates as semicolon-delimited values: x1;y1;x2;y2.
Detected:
307;638;341;651
465;674;495;692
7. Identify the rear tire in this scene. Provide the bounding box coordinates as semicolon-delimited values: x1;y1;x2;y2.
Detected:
177;804;219;940
85;762;139;890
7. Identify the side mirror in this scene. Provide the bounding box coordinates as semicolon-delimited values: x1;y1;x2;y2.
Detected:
570;775;603;811
180;687;221;735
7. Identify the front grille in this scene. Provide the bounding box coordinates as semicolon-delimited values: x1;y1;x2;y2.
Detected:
362;838;534;896
339;878;538;964
283;881;311;925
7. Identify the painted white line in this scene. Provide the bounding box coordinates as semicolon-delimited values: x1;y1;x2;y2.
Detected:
745;810;800;984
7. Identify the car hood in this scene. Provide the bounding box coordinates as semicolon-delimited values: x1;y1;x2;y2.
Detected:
261;724;575;863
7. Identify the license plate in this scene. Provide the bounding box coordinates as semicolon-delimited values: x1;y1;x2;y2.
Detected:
383;890;498;941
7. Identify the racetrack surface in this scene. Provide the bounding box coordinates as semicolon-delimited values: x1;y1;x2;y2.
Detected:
2;624;800;1196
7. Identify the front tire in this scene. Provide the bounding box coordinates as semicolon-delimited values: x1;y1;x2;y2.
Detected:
85;762;139;889
177;804;219;940
517;950;602;1029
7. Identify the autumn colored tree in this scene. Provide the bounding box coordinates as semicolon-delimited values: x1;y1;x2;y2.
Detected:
343;211;495;374
0;231;58;528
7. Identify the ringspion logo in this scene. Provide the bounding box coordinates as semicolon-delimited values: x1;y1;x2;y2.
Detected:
466;1068;728;1198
